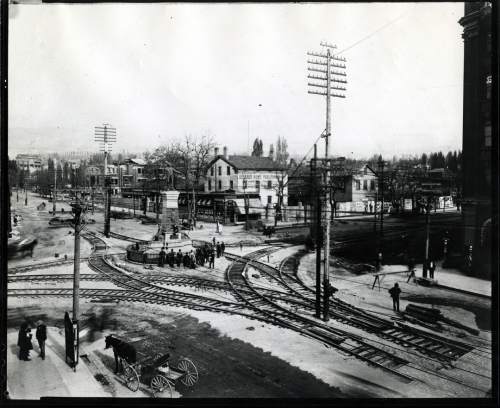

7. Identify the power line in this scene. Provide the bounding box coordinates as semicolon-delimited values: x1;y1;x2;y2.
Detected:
336;7;414;56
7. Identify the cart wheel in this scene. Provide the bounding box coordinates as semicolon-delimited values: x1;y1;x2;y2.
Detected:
150;375;173;398
177;358;199;386
123;361;140;392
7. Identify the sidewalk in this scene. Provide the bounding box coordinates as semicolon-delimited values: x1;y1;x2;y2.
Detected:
423;263;491;297
7;327;108;399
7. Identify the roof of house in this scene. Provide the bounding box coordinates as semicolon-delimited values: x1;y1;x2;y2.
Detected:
126;158;146;166
207;155;286;171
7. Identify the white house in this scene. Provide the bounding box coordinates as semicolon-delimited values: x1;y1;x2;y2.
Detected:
204;147;288;207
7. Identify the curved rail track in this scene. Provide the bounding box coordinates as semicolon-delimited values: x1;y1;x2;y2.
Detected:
225;250;490;393
275;255;476;363
9;230;489;393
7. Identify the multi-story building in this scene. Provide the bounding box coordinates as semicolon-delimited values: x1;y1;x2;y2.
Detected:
15;154;43;174
204;147;288;207
117;158;147;189
333;164;379;214
458;2;492;277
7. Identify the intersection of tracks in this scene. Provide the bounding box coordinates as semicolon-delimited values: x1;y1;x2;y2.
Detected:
8;230;491;394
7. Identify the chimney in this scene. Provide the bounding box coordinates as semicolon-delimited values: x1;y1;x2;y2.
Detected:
214;147;219;156
223;146;228;159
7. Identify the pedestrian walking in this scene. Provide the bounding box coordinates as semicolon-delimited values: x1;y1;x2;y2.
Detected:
212;236;216;246
429;260;436;280
240;241;243;252
388;283;402;312
216;242;221;258
221;241;225;256
36;320;47;360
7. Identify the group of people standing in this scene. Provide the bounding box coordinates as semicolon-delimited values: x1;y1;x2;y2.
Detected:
17;321;47;361
158;247;197;269
157;240;226;270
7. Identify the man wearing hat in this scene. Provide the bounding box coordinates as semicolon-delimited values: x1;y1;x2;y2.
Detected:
35;320;47;360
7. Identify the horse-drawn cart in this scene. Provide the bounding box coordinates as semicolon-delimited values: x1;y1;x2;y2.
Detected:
105;335;198;397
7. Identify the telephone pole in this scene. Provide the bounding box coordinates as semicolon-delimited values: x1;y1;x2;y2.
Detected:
308;41;347;322
377;158;386;259
70;198;87;371
95;124;116;238
312;144;322;319
53;158;57;215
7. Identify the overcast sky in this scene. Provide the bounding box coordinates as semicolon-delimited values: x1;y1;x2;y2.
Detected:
9;2;464;159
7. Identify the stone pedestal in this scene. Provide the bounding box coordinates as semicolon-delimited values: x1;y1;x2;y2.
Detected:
161;191;180;234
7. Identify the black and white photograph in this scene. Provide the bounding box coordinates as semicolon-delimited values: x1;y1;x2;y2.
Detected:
3;1;495;401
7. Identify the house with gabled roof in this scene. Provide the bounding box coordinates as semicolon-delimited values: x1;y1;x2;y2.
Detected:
204;146;288;209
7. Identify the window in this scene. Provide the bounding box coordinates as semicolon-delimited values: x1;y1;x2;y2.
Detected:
267;196;272;204
208;180;212;190
370;180;375;190
218;180;222;190
227;166;230;175
210;167;214;176
364;167;368;175
218;166;221;176
255;180;260;190
486;75;492;100
267;180;272;189
137;168;142;174
363;180;368;190
355;180;361;190
230;180;233;189
243;180;247;189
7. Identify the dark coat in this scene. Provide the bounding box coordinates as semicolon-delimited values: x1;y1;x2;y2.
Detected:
389;286;401;299
36;324;47;342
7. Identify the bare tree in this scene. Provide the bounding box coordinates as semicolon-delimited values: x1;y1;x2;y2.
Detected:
145;133;216;226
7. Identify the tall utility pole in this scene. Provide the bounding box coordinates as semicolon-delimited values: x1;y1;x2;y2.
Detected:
243;183;249;231
70;198;86;371
423;196;431;277
312;144;322;319
53;158;57;215
377;158;386;258
95;124;116;238
308;41;347;322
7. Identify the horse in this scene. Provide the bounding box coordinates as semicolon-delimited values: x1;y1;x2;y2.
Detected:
104;334;137;374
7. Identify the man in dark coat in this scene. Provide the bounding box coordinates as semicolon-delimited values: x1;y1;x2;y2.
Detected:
221;241;225;256
216;242;221;258
158;248;166;267
17;322;30;361
169;249;175;267
176;250;182;268
389;283;402;312
36;321;47;360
